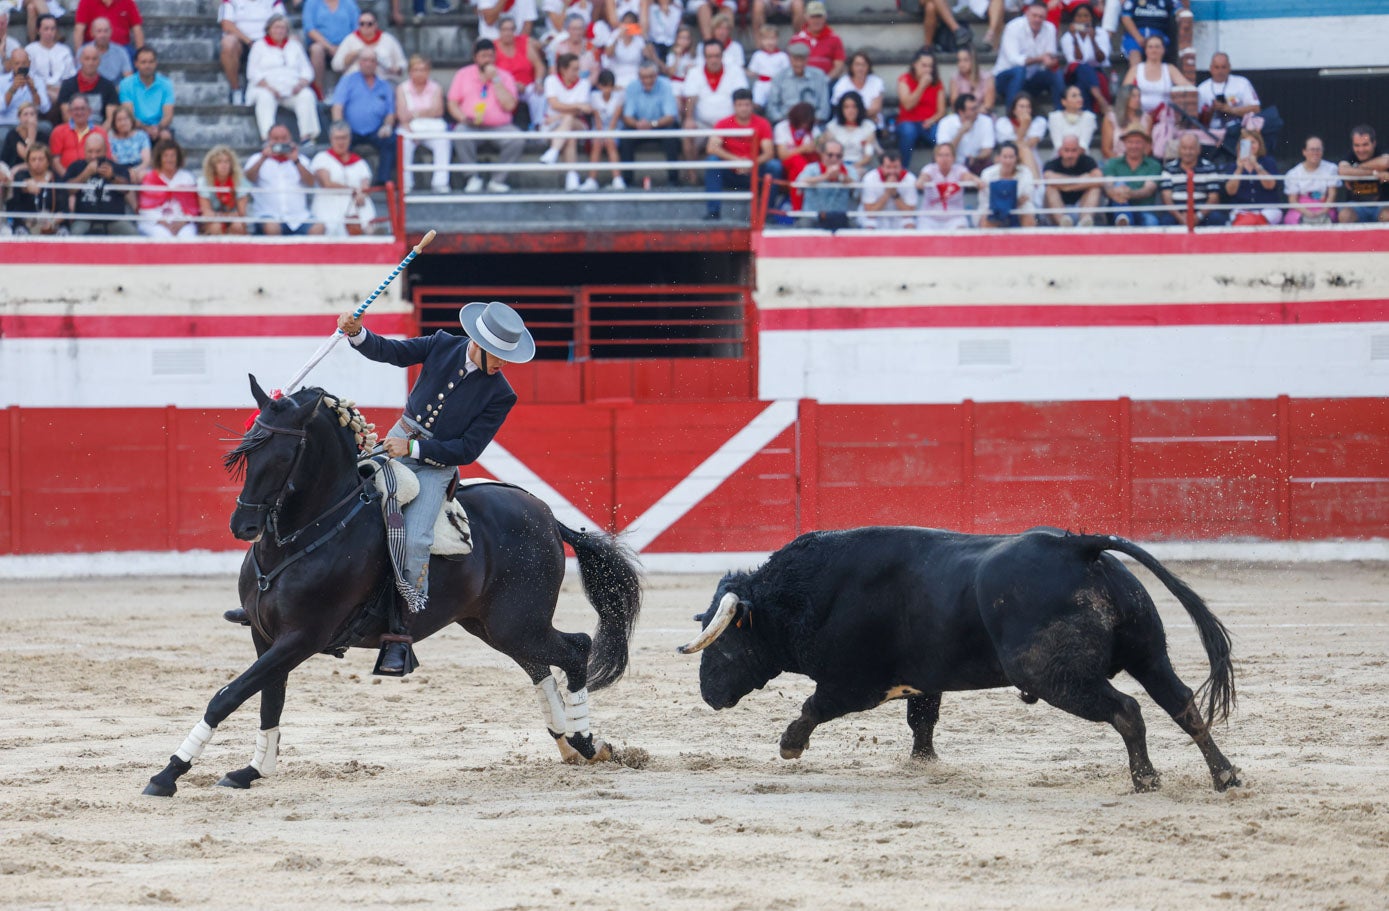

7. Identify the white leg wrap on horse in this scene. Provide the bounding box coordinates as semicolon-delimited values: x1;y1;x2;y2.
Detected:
534;677;566;734
563;687;591;738
174;720;216;763
251;727;280;775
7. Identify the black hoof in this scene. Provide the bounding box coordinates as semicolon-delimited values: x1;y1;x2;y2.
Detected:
910;748;939;762
1215;766;1242;791
142;780;177;797
1133;773;1161;793
144;755;192;797
565;732;598;760
217;766;262;789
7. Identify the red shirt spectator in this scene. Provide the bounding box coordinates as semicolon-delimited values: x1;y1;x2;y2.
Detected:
48;97;109;170
74;0;145;50
714;109;772;163
788;1;845;80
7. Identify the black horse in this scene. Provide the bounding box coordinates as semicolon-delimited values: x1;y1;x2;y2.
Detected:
144;377;642;796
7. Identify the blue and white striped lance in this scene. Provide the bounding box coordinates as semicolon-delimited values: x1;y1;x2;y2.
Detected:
282;230;437;393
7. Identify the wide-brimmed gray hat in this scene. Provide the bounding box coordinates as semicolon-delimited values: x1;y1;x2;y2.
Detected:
458;301;536;364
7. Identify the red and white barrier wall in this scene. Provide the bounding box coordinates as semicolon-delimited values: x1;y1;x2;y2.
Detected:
2;229;1386;558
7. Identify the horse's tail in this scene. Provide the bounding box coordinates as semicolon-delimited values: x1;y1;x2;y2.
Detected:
557;522;643;691
1078;534;1236;725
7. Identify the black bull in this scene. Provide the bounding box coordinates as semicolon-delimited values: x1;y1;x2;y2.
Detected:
681;527;1240;792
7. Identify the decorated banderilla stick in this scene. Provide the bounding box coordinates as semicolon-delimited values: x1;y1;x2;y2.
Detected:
282;230;437;393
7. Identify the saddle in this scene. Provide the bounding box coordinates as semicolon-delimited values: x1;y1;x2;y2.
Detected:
359;458;483;558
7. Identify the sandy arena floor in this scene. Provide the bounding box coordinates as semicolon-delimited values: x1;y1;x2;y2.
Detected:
1;562;1387;910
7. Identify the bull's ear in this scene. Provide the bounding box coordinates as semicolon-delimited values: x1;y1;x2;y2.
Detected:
249;374;272;409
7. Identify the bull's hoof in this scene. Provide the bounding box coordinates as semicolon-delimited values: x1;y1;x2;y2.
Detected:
1214;766;1242;792
1133;773;1161;793
217;766;262;789
779;746;804;760
142;780;177;797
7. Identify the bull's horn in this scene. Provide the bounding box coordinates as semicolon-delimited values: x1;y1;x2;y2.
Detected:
677;592;739;655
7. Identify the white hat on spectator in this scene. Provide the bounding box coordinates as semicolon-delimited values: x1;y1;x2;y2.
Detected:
459;301;536;364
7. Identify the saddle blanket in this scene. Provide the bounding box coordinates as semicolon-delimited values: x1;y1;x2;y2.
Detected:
363;460;501;556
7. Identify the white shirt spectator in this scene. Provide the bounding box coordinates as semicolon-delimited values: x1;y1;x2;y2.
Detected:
858;167;918;230
245;151;313;230
1060;27;1110;69
332;30;407;80
831;73;885;125
2;37;18;61
680;63;747;127
772;118;819;149
0;69;51;122
590;86;624;127
247;36;313;96
995;16;1058;72
1196;72;1259;128
697;40;745;73
935;113;995;161
995;115;1045;145
825;120;875;166
978;161;1036;215
25;40;76;88
218;0;286;42
309;148;374;234
1283;160;1340;198
605;33;646;89
542;71;591;126
475;0;540;40
1047;108;1098;152
917;161;973;230
542;0;593;35
647;0;684;47
747;49;789;109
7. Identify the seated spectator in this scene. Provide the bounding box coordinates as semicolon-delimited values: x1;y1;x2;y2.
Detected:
773;100;819;208
857;148;916;230
895;49;945;172
311;119;376;234
25;15;73;114
1047;84;1097;154
331;10;406;82
196;144;251;234
331;45;395;183
1100;83;1148;161
994;2;1064;111
683;0;724;42
619;59;680;186
1162;132;1224;228
995;91;1045;177
915;141;977;231
85;17;133;84
935;93;995;174
704;87;779;220
547;15;595;85
138;137;198;237
752;0;803;39
789;2;845;81
1102;124;1164;226
448;37;522;193
65;129;136;234
397;54;450;193
1336;125;1389;224
699;14;745;74
118;46;174;143
1197;53;1260;137
57;43;118;125
73;0;144;54
2;102;45;170
1122;33;1189;116
1223;128;1280;224
0;14;18;61
918;0;981;55
1119;0;1180;69
540;0;593;37
249;15;319;146
825;90;877;174
475;0;537;40
831;51;883;127
746;26;789;112
1058;2;1109;112
2;48;52;125
681;39;747;133
1284;135;1339;226
495;16;546;127
539;51;594;191
48;94;107;169
302;0;359;98
5;141;62;234
764;40;827;126
663;25;697;87
797;138;855;224
978;141;1036;228
1042;134;1101;226
106;103;148;179
645;0;683;62
219;0;285;105
603;11;644;90
244;122;324;234
583;68;623;190
947;45;994;116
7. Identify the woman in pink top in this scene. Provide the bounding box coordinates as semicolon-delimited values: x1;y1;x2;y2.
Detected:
948;46;995;113
397;54;451;193
138;138;199;238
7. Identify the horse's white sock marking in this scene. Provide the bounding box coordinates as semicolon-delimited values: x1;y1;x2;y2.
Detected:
174;720;216;763
534;676;565;735
563;687;591;738
251;727;280;775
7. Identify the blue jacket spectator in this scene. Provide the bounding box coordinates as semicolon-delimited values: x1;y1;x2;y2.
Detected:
330;48;396;183
618;61;680;186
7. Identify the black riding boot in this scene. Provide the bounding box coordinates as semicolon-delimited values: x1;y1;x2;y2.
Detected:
373;593;421;676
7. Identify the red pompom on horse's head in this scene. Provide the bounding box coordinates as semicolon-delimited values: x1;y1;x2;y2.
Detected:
244;375;284;429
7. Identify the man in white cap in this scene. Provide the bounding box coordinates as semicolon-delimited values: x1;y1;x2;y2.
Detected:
222;302;536;673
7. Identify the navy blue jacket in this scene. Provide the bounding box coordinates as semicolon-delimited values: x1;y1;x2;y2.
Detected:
354;329;517;468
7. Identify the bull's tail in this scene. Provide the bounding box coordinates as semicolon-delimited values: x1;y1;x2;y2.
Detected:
1079;534;1236;725
557;522;643;691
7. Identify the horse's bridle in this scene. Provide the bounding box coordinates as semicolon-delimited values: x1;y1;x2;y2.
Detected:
234;400;319;546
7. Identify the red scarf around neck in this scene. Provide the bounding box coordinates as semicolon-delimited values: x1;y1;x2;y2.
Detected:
355;29;382;45
77;72;100;92
704;65;722;91
331;148;362;166
214;175;236;209
265;33;288;48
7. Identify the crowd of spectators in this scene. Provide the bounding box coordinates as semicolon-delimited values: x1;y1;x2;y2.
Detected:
1;0;1387;234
